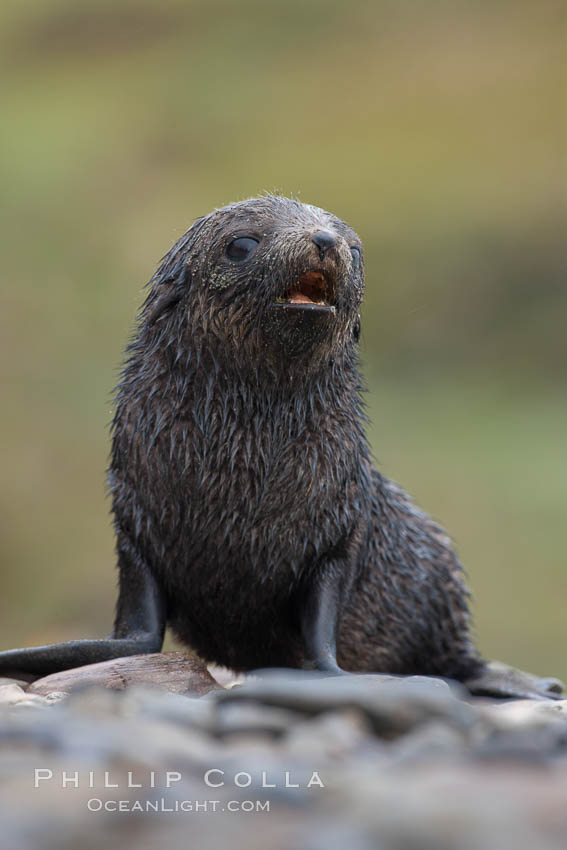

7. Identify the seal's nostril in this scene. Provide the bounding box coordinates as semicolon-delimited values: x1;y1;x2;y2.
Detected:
312;230;337;259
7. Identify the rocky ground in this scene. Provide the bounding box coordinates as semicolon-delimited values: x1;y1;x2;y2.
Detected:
1;656;567;850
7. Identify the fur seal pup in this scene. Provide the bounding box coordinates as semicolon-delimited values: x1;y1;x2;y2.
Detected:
0;196;562;699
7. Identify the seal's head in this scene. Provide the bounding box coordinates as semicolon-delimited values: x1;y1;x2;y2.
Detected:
142;195;364;369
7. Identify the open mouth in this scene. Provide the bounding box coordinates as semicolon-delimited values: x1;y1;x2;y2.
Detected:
274;271;335;311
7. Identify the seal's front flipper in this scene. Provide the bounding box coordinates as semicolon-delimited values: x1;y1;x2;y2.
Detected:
464;660;564;701
297;555;358;676
0;535;166;678
0;636;163;679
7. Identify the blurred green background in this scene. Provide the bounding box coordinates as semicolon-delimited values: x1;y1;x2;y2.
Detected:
1;0;565;679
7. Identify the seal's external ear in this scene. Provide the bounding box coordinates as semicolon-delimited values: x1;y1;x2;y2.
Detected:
146;263;190;325
353;314;361;343
146;286;182;325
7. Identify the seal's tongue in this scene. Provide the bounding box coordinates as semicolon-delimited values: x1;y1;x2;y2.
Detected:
289;291;315;304
285;271;329;306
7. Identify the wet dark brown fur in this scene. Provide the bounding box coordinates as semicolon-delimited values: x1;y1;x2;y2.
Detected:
109;195;484;681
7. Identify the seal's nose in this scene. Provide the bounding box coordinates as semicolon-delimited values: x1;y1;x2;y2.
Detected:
311;230;337;259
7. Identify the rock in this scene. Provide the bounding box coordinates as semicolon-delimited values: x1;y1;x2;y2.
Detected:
388;718;470;763
487;698;567;728
468;698;567;763
0;677;32;690
218;669;476;740
284;708;376;760
26;652;223;697
329;760;567;850
0;683;65;708
0;667;567;850
214;700;301;739
0;684;28;704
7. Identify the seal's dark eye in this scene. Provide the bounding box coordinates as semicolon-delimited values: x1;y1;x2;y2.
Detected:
350;247;361;271
226;237;259;262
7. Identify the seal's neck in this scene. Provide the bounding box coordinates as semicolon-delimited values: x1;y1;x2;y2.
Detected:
118;320;370;469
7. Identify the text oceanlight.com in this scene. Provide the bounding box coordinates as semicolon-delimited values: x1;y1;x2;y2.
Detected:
33;768;326;815
86;799;270;813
